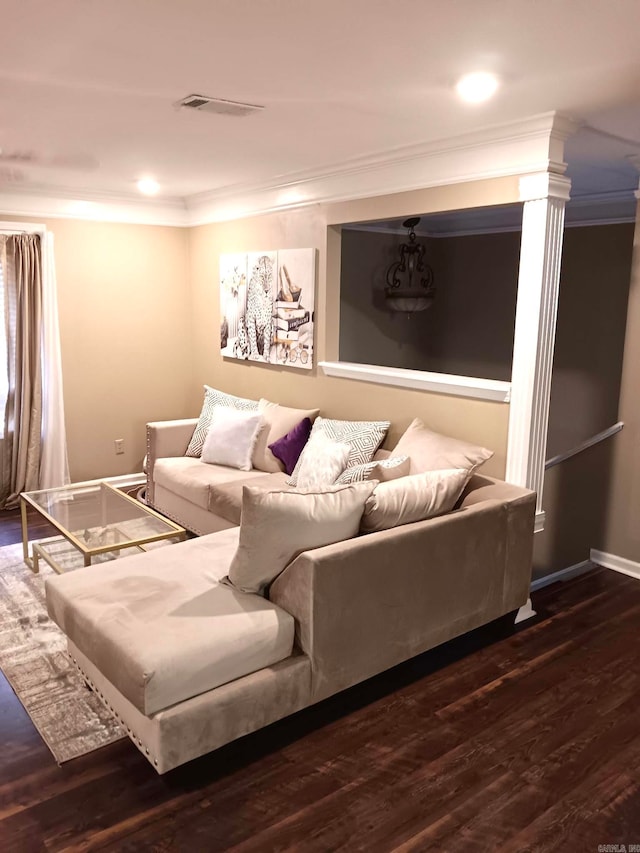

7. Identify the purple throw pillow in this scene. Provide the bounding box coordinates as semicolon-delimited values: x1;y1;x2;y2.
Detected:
268;417;313;476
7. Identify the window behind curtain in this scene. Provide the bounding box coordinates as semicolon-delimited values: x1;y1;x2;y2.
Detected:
0;256;6;438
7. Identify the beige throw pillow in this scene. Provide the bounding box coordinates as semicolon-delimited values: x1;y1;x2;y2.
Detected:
391;418;493;476
252;399;320;473
360;468;469;533
225;481;377;594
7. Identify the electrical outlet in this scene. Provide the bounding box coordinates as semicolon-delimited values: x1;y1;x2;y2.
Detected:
114;439;125;455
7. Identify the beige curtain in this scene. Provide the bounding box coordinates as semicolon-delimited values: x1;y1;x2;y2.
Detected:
0;234;43;508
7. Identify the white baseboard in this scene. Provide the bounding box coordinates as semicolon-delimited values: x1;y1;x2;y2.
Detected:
590;549;640;580
69;472;146;489
530;559;594;592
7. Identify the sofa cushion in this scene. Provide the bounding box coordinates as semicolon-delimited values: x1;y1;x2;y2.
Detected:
208;472;290;525
153;457;266;509
202;407;265;471
288;417;390;486
253;399;319;473
186;385;259;458
225;481;377;595
45;530;295;716
360;468;470;533
391;418;493;476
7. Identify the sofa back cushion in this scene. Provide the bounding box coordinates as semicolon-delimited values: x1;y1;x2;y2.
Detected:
224;481;377;594
391;418;493;476
186;385;259;458
253;399;319;473
360;468;470;533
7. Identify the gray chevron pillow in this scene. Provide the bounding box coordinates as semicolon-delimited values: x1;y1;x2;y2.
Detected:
334;455;410;485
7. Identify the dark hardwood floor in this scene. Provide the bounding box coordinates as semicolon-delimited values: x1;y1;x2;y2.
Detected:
1;506;639;851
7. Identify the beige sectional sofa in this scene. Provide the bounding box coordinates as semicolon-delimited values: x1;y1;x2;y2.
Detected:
45;471;535;774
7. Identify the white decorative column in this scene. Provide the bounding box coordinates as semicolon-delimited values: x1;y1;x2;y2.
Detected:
506;172;571;532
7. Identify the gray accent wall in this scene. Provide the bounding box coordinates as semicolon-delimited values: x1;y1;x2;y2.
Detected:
339;228;521;381
546;222;635;460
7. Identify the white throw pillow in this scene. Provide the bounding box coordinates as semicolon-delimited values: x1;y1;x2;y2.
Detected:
288;417;390;486
360;468;470;533
295;430;351;490
186;385;259;458
334;456;410;485
225;481;377;594
201;407;264;471
252;399;320;473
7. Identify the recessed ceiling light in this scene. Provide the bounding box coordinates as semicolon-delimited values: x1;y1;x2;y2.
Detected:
137;177;160;195
455;71;499;104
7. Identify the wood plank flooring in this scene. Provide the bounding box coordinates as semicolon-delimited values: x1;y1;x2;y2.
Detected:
1;507;639;851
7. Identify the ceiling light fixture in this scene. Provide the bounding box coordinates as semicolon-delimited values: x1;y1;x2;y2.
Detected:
137;177;160;195
385;217;435;315
455;71;499;104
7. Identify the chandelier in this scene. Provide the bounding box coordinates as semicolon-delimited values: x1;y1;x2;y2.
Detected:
385;216;435;314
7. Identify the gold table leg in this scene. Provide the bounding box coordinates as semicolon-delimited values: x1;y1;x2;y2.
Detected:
20;497;36;573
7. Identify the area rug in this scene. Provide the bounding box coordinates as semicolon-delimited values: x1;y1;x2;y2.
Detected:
0;541;125;763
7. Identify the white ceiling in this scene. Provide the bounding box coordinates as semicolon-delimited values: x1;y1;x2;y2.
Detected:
1;0;640;204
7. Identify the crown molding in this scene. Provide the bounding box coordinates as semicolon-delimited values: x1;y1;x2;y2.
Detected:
0;185;188;227
0;112;579;227
187;112;577;225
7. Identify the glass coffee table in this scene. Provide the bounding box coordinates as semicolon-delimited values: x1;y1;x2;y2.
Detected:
20;481;187;574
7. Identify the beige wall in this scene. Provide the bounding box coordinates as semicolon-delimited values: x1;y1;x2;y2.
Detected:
1;215;192;481
189;177;522;476
1;176;520;483
599;202;640;563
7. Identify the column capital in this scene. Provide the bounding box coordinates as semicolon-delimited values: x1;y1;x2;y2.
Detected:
519;172;572;203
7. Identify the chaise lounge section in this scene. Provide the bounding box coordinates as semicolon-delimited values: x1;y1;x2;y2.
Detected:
45;473;535;773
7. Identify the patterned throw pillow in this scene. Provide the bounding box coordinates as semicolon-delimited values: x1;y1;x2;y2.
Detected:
288;417;390;486
334;456;410;485
186;385;259;457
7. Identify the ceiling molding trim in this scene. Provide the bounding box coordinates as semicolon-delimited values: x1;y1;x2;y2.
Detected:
0;188;188;227
187;111;573;224
1;111;578;227
186;112;575;225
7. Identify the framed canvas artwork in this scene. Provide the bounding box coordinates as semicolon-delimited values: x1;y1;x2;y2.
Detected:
220;248;315;369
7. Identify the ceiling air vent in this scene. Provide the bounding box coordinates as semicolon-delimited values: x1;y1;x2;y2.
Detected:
177;94;264;118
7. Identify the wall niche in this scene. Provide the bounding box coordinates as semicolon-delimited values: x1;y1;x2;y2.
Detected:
338;204;523;382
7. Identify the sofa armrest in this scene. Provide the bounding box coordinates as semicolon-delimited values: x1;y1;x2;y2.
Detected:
269;485;535;702
146;419;198;505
